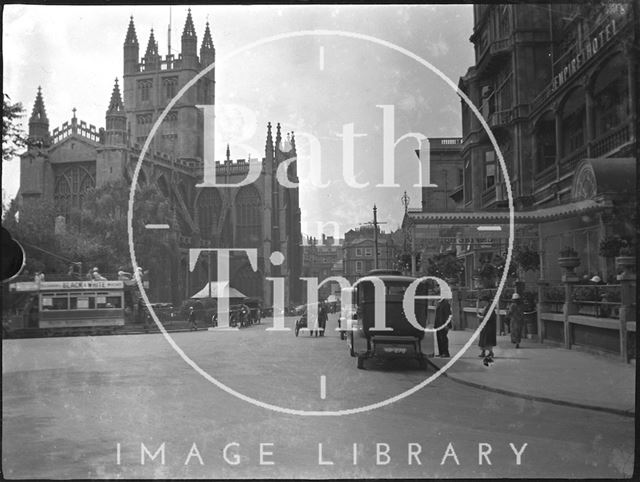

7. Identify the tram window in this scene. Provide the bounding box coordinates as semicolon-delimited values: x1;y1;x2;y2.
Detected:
96;293;108;308
49;297;69;310
105;296;122;309
75;296;96;309
69;297;77;309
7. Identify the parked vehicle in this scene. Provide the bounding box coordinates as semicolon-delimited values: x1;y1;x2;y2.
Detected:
5;279;130;337
338;287;356;340
348;269;433;369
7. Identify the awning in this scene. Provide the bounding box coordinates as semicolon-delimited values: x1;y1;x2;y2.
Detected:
403;198;611;227
190;281;246;299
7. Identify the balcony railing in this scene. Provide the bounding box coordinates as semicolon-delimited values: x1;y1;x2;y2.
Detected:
534;166;556;191
591;122;632;157
559;146;588;176
481;186;496;206
572;284;622;319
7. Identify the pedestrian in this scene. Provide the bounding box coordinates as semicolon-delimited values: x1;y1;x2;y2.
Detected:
318;301;328;337
309;305;319;337
92;267;106;281
144;309;151;333
117;267;132;280
506;293;524;348
434;296;451;358
477;295;496;364
188;306;198;331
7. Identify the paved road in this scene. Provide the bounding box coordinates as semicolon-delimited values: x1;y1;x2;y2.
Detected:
2;315;635;478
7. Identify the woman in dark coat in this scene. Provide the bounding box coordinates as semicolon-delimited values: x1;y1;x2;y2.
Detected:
507;293;524;348
477;295;497;359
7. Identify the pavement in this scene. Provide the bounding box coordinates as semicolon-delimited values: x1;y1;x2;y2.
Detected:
428;329;636;417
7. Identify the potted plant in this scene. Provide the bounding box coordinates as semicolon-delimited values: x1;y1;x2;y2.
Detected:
599;235;626;259
514;246;540;272
475;263;497;289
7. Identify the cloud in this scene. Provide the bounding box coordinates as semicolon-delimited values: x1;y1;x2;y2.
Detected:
426;35;450;58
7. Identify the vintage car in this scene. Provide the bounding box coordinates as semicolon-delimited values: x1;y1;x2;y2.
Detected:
348;269;434;369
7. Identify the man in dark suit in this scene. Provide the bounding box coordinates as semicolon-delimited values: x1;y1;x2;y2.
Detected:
434;297;451;358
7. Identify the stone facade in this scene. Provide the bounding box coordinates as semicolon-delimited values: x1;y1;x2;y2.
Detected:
18;11;302;306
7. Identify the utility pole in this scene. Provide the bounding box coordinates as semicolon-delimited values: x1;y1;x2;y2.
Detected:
208;250;212;298
360;205;387;270
373;205;379;269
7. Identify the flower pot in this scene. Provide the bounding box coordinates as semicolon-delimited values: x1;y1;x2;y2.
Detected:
557;257;580;269
615;256;636;277
558;256;580;277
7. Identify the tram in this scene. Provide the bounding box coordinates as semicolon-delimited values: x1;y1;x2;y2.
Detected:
4;279;133;337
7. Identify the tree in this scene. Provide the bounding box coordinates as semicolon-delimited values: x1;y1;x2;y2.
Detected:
65;179;179;276
425;252;464;283
2;94;27;162
2;198;66;274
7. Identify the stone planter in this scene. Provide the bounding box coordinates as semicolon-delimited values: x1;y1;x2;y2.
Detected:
558;256;580;277
615;256;636;277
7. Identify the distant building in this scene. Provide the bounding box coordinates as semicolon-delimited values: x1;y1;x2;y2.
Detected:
18;12;303;305
302;234;343;300
343;226;398;283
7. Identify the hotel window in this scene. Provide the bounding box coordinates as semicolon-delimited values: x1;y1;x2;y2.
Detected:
364;248;372;257
563;107;585;154
463;159;472;204
356;248;363;257
484;150;497;189
534;113;556;174
595;78;628;136
498;5;510;38
480;85;494;119
355;261;363;274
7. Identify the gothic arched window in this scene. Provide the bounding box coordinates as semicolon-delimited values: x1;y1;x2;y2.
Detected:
233;264;263;298
54;165;95;220
197;188;222;240
235;186;262;248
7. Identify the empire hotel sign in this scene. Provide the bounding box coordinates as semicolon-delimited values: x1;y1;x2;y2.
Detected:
551;16;619;92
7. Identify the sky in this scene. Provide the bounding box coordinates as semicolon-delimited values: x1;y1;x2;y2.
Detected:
2;4;474;238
